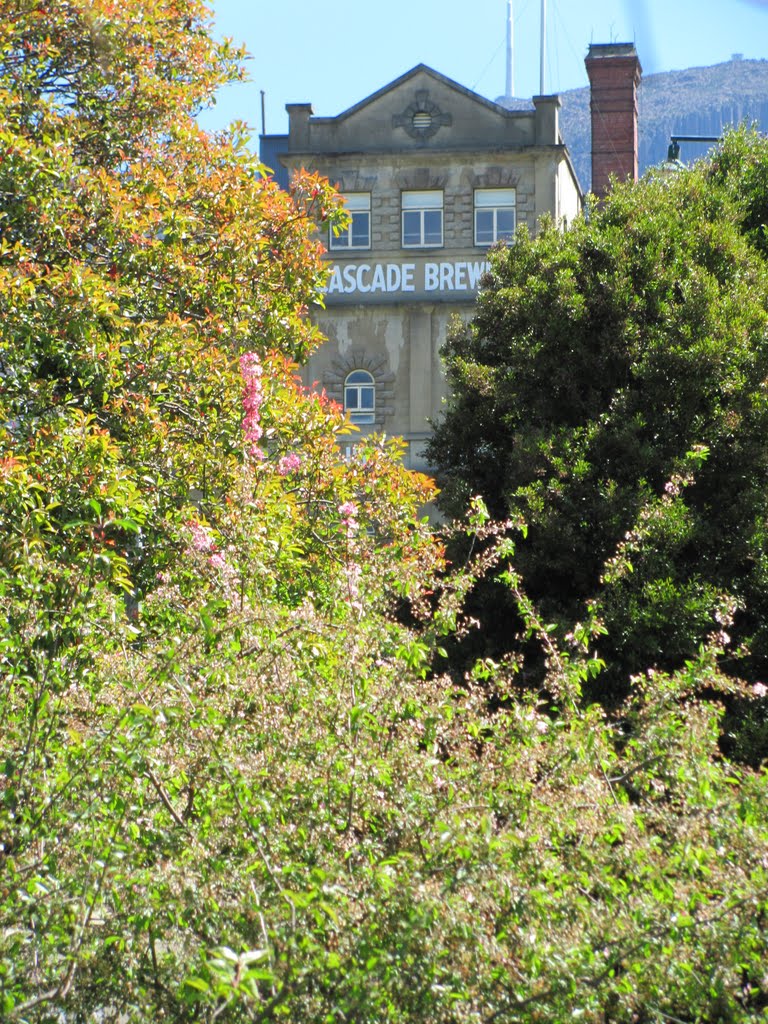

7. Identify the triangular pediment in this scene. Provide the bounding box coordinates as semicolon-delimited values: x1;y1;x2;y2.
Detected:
305;65;537;152
335;65;510;122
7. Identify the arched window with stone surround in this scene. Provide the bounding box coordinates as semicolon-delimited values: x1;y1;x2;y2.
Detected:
344;370;375;425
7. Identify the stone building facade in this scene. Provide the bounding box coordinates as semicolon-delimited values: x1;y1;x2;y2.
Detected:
265;64;583;470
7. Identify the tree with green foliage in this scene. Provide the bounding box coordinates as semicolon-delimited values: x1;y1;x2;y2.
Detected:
0;0;440;1015
1;4;767;1022
428;129;768;705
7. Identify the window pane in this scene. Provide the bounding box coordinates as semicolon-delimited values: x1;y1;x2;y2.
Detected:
344;193;370;212
424;210;442;245
347;370;372;384
330;226;350;249
475;210;494;244
360;387;374;409
350;212;370;247
345;390;359;409
351;411;374;424
403;210;422;245
497;209;515;239
475;188;516;208
402;190;442;210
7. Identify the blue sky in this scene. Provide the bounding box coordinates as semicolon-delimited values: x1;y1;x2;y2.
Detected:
197;0;768;141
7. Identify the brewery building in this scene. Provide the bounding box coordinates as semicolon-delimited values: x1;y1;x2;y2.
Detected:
261;45;642;470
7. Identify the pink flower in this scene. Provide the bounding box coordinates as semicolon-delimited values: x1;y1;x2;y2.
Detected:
239;353;261;377
338;501;357;521
187;521;214;553
338;500;358;538
209;552;228;571
277;452;302;476
752;682;767;698
239;351;264;458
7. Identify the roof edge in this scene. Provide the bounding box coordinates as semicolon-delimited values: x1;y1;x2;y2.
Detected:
318;64;547;123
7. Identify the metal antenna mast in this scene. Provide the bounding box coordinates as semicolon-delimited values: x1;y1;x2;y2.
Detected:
506;0;514;98
539;0;547;94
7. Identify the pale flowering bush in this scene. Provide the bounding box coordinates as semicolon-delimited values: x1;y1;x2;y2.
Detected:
5;386;768;1024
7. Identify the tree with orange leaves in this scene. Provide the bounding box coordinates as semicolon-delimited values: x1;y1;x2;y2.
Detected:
0;3;444;1018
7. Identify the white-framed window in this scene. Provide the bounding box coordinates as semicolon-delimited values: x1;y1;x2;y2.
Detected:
344;370;375;424
474;188;516;246
402;190;443;247
330;192;371;250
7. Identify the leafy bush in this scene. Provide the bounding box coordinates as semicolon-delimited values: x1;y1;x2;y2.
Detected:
428;130;768;700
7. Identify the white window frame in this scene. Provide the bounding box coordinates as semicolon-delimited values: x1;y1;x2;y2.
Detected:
344;370;375;425
330;192;371;250
474;188;516;246
401;190;443;248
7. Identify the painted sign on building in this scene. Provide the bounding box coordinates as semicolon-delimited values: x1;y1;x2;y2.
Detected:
324;258;491;303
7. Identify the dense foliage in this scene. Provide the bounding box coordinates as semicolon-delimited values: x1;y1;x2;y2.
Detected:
1;4;767;1022
429;130;768;708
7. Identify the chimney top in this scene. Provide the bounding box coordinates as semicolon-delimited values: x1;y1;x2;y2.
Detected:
286;103;313;151
586;42;640;63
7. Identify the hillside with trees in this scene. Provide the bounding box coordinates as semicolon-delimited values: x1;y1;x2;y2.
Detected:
558;57;768;189
1;3;767;1022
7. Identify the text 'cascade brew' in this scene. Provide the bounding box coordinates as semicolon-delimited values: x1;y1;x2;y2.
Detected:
324;260;491;297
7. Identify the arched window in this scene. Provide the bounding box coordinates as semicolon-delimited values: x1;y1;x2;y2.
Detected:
344;370;375;425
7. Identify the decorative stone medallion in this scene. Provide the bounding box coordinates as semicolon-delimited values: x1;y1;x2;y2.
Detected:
393;90;452;140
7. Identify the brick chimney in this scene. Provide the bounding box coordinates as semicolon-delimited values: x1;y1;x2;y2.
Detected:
585;43;642;200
